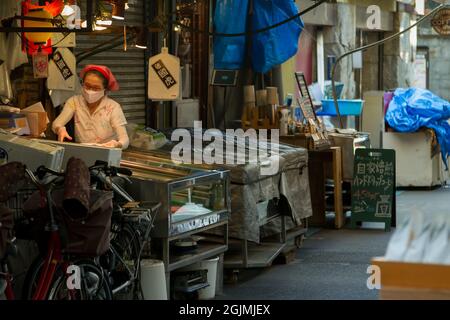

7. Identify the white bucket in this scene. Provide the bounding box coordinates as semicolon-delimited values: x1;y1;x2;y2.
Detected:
181;257;219;300
140;259;167;300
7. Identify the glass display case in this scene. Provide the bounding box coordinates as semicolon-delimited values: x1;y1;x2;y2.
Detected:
121;154;230;238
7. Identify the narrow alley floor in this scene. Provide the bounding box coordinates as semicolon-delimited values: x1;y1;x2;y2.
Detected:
218;188;449;300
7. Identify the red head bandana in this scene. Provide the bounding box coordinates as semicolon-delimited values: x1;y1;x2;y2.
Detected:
80;65;120;91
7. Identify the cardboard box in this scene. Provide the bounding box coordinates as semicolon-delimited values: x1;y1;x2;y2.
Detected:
0;132;64;171
35;139;122;168
372;257;450;300
21;102;49;137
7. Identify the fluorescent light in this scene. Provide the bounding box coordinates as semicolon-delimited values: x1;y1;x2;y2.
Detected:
96;19;112;26
112;2;125;20
135;44;147;49
94;25;107;31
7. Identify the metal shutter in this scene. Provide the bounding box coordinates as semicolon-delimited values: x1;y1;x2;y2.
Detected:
74;0;146;124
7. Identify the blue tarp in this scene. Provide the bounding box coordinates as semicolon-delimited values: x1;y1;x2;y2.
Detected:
251;0;304;74
385;88;450;169
213;0;304;73
213;0;249;70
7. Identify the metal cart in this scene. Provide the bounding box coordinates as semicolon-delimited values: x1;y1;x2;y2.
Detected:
121;156;230;297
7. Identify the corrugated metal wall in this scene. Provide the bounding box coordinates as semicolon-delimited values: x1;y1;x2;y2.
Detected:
75;0;146;124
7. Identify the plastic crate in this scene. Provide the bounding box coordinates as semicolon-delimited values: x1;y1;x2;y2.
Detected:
316;99;364;116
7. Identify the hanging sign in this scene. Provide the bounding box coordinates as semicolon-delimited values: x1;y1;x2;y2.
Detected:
211;69;239;86
351;148;396;231
431;8;450;35
148;47;180;101
32;52;49;78
53;51;73;80
47;48;76;90
151;59;177;89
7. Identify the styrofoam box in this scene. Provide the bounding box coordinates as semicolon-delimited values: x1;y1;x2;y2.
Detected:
382;131;444;187
0;132;64;171
34;139;122;168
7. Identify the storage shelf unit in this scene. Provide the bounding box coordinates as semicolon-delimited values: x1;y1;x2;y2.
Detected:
121;153;231;297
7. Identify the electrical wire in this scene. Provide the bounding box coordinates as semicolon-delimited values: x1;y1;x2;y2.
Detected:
331;3;448;129
75;32;124;58
77;33;135;63
169;0;328;37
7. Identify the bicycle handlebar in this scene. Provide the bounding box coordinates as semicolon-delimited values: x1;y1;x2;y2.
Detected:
89;160;132;177
25;167;64;192
36;165;65;180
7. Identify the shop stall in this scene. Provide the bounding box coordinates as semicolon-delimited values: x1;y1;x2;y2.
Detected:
121;128;312;269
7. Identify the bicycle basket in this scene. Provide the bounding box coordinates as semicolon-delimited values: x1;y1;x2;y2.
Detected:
22;189;113;257
0;205;14;260
62;189;113;257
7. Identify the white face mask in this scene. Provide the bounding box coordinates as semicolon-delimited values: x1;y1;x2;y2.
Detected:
82;87;105;104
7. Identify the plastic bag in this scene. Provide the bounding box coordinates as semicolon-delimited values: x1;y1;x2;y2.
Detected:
251;0;304;74
126;123;167;150
385;88;450;169
213;0;249;70
403;214;432;263
422;215;449;264
385;213;415;261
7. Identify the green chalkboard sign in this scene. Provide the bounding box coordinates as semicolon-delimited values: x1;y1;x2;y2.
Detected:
351;148;396;231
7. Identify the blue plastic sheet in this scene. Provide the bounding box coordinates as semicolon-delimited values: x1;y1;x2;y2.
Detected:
385;88;450;169
251;0;304;74
213;0;249;70
213;0;304;73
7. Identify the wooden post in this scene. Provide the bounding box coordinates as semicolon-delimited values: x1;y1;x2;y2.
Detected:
331;147;344;228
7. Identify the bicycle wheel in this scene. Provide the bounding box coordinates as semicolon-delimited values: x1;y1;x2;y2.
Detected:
109;223;141;299
22;256;48;300
48;260;112;300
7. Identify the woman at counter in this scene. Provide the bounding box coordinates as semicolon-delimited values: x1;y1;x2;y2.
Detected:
52;65;129;149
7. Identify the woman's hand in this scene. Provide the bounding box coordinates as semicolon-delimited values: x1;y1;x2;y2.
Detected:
57;127;72;142
101;140;121;148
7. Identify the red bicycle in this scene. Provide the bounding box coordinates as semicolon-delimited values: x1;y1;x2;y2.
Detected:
0;161;27;300
19;165;113;300
0;235;17;300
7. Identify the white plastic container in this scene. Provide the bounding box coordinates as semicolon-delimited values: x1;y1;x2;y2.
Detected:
181;257;219;300
140;259;168;300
